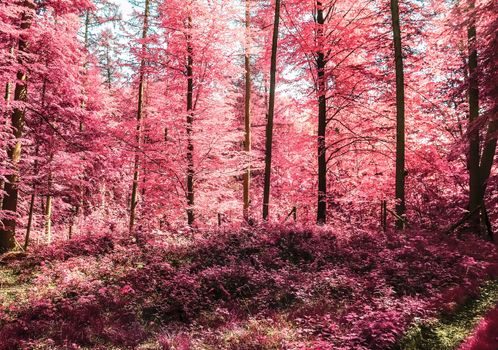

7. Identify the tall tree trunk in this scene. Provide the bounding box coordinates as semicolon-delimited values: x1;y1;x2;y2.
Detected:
186;16;195;226
80;9;91;132
105;45;112;90
24;73;45;250
25;191;36;249
316;1;327;225
129;0;150;234
0;1;34;252
390;0;406;230
68;205;79;240
479;119;497;197
4;82;11;103
1;46;15;208
45;175;52;244
467;0;481;232
3;46;14;104
262;0;281;221
25;145;39;250
243;0;252;222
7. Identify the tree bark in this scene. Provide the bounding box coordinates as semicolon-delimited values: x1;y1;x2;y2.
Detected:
390;0;406;230
467;0;481;232
68;205;79;240
262;0;281;221
186;16;195;226
25;146;39;250
479;119;497;199
0;46;15;209
4;82;10;103
3;47;14;104
45;187;52;244
243;0;252;222
316;1;327;225
129;0;150;234
0;1;34;252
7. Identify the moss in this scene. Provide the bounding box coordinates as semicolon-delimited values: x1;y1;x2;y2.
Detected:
0;268;18;286
399;280;498;350
0;267;31;308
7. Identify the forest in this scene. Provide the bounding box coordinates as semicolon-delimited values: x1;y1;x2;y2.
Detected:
0;0;497;349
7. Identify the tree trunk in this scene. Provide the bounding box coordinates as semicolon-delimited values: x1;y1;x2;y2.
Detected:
68;205;79;240
80;10;91;132
316;1;327;225
24;191;35;250
45;191;52;244
0;1;33;252
390;0;406;230
262;0;281;221
479;119;497;200
186;16;195;226
0;46;15;209
24;136;41;251
4;82;10;103
243;0;252;221
129;0;150;234
467;0;481;232
3;47;14;104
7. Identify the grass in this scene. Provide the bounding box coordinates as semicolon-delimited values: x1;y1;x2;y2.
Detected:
0;267;23;308
399;280;498;350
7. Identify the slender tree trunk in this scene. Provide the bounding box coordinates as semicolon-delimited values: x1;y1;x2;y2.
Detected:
25;146;40;250
4;82;10;103
25;192;35;249
316;1;327;225
0;1;33;252
467;0;481;232
0;46;15;208
243;0;252;221
186;16;195;226
262;0;281;221
80;10;91;132
390;0;406;230
129;0;150;234
68;205;79;239
106;45;112;90
25;141;42;250
25;73;48;249
479;119;497;197
45;176;52;245
84;10;90;52
3;47;14;104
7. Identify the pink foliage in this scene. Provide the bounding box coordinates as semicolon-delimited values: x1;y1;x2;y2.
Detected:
0;227;497;349
459;306;498;350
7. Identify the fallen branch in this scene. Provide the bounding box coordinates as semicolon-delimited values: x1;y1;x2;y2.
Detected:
444;205;481;235
386;207;409;228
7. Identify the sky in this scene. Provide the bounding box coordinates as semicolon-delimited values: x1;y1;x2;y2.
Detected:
115;0;133;20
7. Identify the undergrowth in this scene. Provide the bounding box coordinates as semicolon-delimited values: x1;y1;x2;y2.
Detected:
0;227;497;349
399;280;498;350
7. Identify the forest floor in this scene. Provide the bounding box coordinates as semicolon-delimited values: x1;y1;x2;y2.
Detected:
400;280;498;349
0;227;497;350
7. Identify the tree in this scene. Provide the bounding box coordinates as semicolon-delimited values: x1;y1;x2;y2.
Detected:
0;0;35;252
185;14;195;226
466;0;481;231
129;0;150;233
477;0;498;207
262;0;281;221
390;0;406;230
243;0;252;222
315;1;327;225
